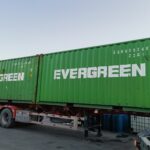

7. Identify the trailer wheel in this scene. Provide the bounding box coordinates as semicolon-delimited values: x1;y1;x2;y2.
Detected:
0;108;15;128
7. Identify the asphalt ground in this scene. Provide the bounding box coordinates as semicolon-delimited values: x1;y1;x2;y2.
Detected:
0;124;136;150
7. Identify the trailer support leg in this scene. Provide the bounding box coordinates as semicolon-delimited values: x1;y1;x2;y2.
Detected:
97;125;102;137
96;115;102;137
84;129;89;138
84;113;89;138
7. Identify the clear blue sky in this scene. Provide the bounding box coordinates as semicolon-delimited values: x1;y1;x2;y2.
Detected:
0;0;150;59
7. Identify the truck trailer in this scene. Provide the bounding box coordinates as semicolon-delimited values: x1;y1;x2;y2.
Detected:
0;38;150;136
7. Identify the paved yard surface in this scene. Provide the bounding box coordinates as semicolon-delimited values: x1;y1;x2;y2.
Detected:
0;124;136;150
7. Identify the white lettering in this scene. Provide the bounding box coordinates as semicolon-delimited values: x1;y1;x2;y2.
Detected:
87;67;97;78
0;75;3;81
0;72;25;82
13;73;18;81
54;70;61;80
132;63;146;77
98;66;107;78
108;65;119;77
8;73;13;81
78;68;87;78
53;63;146;80
62;69;70;79
70;68;77;79
120;65;131;77
18;72;24;81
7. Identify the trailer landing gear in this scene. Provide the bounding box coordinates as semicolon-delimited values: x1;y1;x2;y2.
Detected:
84;113;102;138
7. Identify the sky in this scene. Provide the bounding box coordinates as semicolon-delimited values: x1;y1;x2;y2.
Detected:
0;0;150;59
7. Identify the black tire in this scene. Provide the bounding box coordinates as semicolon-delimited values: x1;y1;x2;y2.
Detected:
0;108;15;128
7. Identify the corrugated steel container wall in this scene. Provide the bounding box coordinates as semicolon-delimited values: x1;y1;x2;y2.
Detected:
37;38;150;109
0;56;39;103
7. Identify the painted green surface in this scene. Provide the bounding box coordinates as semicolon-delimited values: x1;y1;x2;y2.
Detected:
37;38;150;109
0;38;150;110
0;56;39;103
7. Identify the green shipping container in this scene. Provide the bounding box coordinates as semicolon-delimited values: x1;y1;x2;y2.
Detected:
37;38;150;110
0;56;39;103
0;38;150;110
